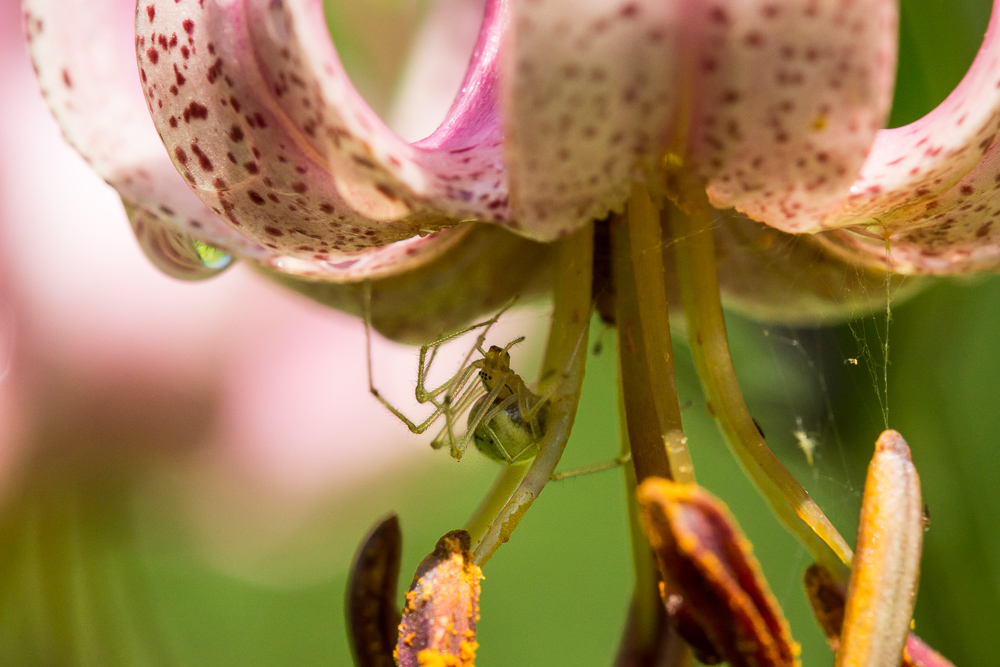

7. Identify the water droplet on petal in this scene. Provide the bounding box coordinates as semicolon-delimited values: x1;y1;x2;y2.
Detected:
127;205;234;280
192;240;234;270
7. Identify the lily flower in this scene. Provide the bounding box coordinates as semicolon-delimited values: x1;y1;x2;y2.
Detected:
30;0;999;325
22;0;1000;664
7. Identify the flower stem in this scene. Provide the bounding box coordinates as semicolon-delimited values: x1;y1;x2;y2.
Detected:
669;196;852;583
464;462;530;546
615;183;693;484
471;225;593;565
620;377;661;651
614;183;693;664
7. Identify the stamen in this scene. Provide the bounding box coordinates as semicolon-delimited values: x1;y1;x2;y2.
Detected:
669;190;853;582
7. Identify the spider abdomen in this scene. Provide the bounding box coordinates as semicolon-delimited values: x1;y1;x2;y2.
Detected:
468;394;547;464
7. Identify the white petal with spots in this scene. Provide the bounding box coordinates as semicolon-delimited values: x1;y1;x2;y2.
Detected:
813;1;1000;274
504;0;678;240
136;0;512;257
688;0;898;234
24;0;472;281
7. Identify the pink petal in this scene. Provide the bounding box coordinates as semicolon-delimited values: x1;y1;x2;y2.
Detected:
388;0;489;143
813;1;1000;274
24;0;475;281
690;0;898;233
137;0;515;256
23;0;271;262
502;0;896;242
834;0;1000;227
503;0;677;240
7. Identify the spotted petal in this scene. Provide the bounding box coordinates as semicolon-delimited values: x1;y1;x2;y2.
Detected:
503;0;678;240
503;0;897;242
811;0;1000;273
25;0;479;281
687;0;898;233
134;0;518;259
23;0;272;266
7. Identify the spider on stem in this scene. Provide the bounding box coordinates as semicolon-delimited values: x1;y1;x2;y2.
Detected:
364;289;550;465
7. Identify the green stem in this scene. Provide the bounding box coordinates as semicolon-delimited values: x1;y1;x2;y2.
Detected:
464;462;530;545
471;225;593;565
615;184;692;484
620;375;665;657
670;197;852;584
614;183;693;665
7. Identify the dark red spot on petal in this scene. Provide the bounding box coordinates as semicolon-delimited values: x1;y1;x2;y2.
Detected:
183;101;209;123
190;143;213;171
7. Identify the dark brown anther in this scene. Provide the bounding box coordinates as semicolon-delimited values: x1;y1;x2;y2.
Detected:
803;563;955;667
345;514;403;667
663;594;722;665
396;530;481;667
803;564;846;653
637;478;800;667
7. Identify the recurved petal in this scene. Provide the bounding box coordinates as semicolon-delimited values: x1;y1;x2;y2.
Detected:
688;0;898;234
805;0;1000;274
25;0;473;282
503;0;678;241
126;202;233;280
817;143;1000;275
268;223;554;345
829;0;1000;225
23;0;276;268
137;0;516;258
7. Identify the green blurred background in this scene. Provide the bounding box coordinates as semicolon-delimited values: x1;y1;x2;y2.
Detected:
1;0;997;665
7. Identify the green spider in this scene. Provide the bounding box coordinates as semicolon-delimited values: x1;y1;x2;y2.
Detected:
365;296;547;465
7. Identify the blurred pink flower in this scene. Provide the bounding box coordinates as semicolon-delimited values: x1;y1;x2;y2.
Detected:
0;0;434;520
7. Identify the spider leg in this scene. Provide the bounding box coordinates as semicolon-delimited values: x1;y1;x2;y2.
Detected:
366;282;462;435
438;380;486;457
430;383;489;456
523;306;594;423
454;376;511;460
550;452;633;482
414;303;514;403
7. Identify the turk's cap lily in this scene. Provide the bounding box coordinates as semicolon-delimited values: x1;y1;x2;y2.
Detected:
22;0;1000;329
